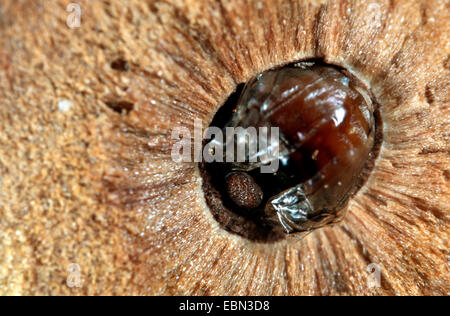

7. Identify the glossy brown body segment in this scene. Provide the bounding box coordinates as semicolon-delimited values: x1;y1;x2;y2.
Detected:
237;64;375;214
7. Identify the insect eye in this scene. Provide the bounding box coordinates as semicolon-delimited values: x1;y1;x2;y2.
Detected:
201;61;381;241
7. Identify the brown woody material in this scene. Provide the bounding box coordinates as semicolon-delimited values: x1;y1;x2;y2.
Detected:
0;0;448;295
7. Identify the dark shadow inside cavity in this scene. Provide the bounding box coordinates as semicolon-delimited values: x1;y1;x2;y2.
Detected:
199;60;383;243
200;83;286;242
105;99;134;114
110;57;130;72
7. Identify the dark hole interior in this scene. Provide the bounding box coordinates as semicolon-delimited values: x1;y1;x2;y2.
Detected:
105;99;134;114
199;83;287;242
110;57;130;72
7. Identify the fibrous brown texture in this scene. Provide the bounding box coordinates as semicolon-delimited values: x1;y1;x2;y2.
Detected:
0;0;448;295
